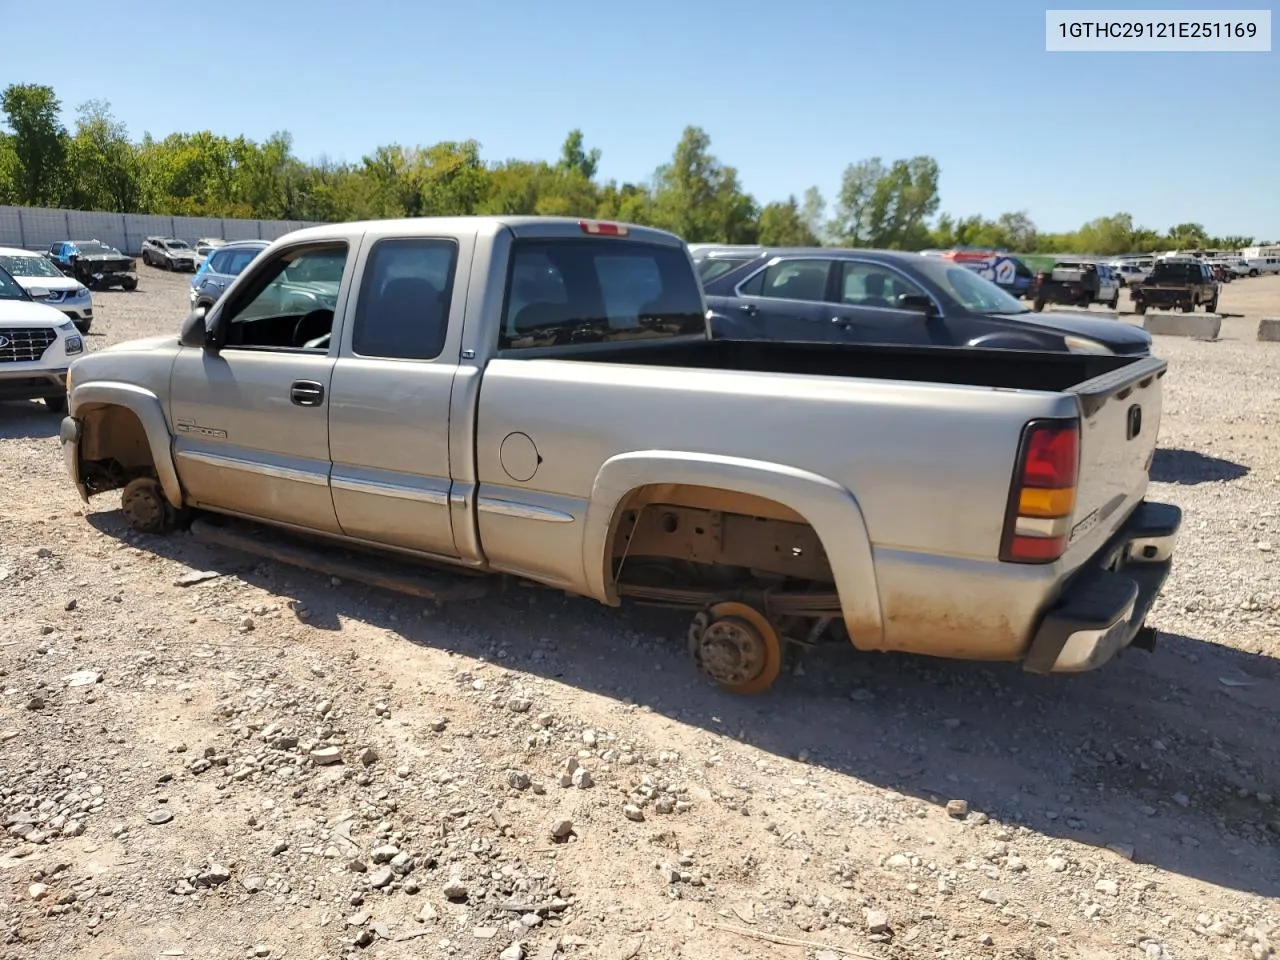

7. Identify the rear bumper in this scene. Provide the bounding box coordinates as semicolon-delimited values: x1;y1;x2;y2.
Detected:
1023;501;1181;675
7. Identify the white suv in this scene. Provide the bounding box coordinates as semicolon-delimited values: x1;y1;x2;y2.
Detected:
0;262;84;413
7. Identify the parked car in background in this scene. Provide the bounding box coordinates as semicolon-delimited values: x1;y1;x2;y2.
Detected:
0;247;95;333
1130;259;1219;314
189;239;270;310
194;238;227;265
46;240;138;291
1110;261;1151;286
0;261;84;412
142;237;199;272
1028;261;1120;311
694;247;1150;356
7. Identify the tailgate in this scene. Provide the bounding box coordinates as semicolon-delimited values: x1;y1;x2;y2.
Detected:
1050;267;1087;282
1061;356;1166;570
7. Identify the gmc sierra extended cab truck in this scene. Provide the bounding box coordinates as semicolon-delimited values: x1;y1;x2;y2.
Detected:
59;216;1182;694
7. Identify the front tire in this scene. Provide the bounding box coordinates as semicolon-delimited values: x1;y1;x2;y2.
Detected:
1108;293;1119;310
1033;298;1046;312
43;394;67;414
1205;300;1218;313
74;318;92;334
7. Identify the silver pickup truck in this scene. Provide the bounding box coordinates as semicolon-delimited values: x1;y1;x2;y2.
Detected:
59;216;1182;694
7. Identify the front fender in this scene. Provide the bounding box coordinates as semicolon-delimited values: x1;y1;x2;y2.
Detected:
581;450;885;648
67;381;183;509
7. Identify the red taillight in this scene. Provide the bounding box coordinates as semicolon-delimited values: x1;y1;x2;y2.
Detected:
1021;424;1079;489
579;220;628;237
1001;420;1080;564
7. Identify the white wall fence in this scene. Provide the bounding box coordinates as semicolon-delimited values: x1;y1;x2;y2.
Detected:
0;205;325;256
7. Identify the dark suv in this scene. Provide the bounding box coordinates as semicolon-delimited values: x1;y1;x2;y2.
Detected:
694;246;1153;356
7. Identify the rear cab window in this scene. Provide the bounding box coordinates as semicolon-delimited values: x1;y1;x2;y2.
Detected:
499;238;706;351
696;256;755;284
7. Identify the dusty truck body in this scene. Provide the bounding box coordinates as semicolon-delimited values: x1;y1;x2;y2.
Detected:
59;216;1182;693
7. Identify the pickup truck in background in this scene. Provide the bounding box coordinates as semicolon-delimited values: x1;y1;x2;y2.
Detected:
59;216;1181;694
1028;261;1120;312
1130;259;1219;315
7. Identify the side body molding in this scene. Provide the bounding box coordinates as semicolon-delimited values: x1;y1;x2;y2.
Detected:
581;450;884;649
69;381;184;509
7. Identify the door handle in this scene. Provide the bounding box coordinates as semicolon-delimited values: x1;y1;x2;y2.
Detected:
290;380;325;407
830;317;852;329
738;303;758;316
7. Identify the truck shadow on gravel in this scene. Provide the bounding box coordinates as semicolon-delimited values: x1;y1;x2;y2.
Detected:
1150;447;1249;484
0;401;63;439
89;511;1280;901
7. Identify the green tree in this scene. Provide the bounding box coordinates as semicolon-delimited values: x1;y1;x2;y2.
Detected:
1166;222;1209;249
64;100;141;213
828;156;939;249
758;196;819;246
799;186;826;245
558;129;600;181
1073;213;1136;256
997;211;1037;252
1;83;69;205
650;126;758;243
1217;235;1254;251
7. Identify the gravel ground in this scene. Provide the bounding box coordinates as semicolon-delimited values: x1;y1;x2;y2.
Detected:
1;266;1277;960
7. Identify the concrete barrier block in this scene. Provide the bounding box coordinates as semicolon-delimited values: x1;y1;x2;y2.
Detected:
1142;313;1222;339
1258;318;1280;342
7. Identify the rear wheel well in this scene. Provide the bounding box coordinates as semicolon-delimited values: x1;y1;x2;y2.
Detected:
77;403;158;496
606;483;836;592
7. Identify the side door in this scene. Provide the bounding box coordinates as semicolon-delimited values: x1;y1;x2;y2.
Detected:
169;238;357;533
195;250;231;304
326;231;473;558
828;259;954;345
731;257;837;341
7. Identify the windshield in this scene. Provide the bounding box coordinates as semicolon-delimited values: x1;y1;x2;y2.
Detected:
165;239;191;249
76;241;119;255
913;259;1029;314
0;265;29;300
0;254;63;279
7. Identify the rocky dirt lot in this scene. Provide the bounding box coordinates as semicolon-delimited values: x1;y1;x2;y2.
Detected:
1;267;1278;960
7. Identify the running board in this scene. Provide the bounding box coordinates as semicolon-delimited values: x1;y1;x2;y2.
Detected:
188;517;491;604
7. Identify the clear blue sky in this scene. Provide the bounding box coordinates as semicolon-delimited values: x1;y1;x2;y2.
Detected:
4;0;1276;238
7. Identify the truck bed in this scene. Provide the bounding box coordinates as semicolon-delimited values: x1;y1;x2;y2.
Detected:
577;337;1151;399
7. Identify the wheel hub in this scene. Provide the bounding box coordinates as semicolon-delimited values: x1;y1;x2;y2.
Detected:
695;617;767;687
124;488;164;529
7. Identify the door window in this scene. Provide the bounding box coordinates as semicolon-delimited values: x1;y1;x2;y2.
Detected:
206;250;232;275
838;262;928;308
219;243;348;352
351;238;458;361
739;259;832;301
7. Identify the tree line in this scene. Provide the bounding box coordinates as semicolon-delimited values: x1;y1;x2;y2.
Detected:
0;83;1257;257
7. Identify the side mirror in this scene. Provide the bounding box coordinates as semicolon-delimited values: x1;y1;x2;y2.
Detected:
898;293;937;317
180;307;211;349
28;286;50;300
